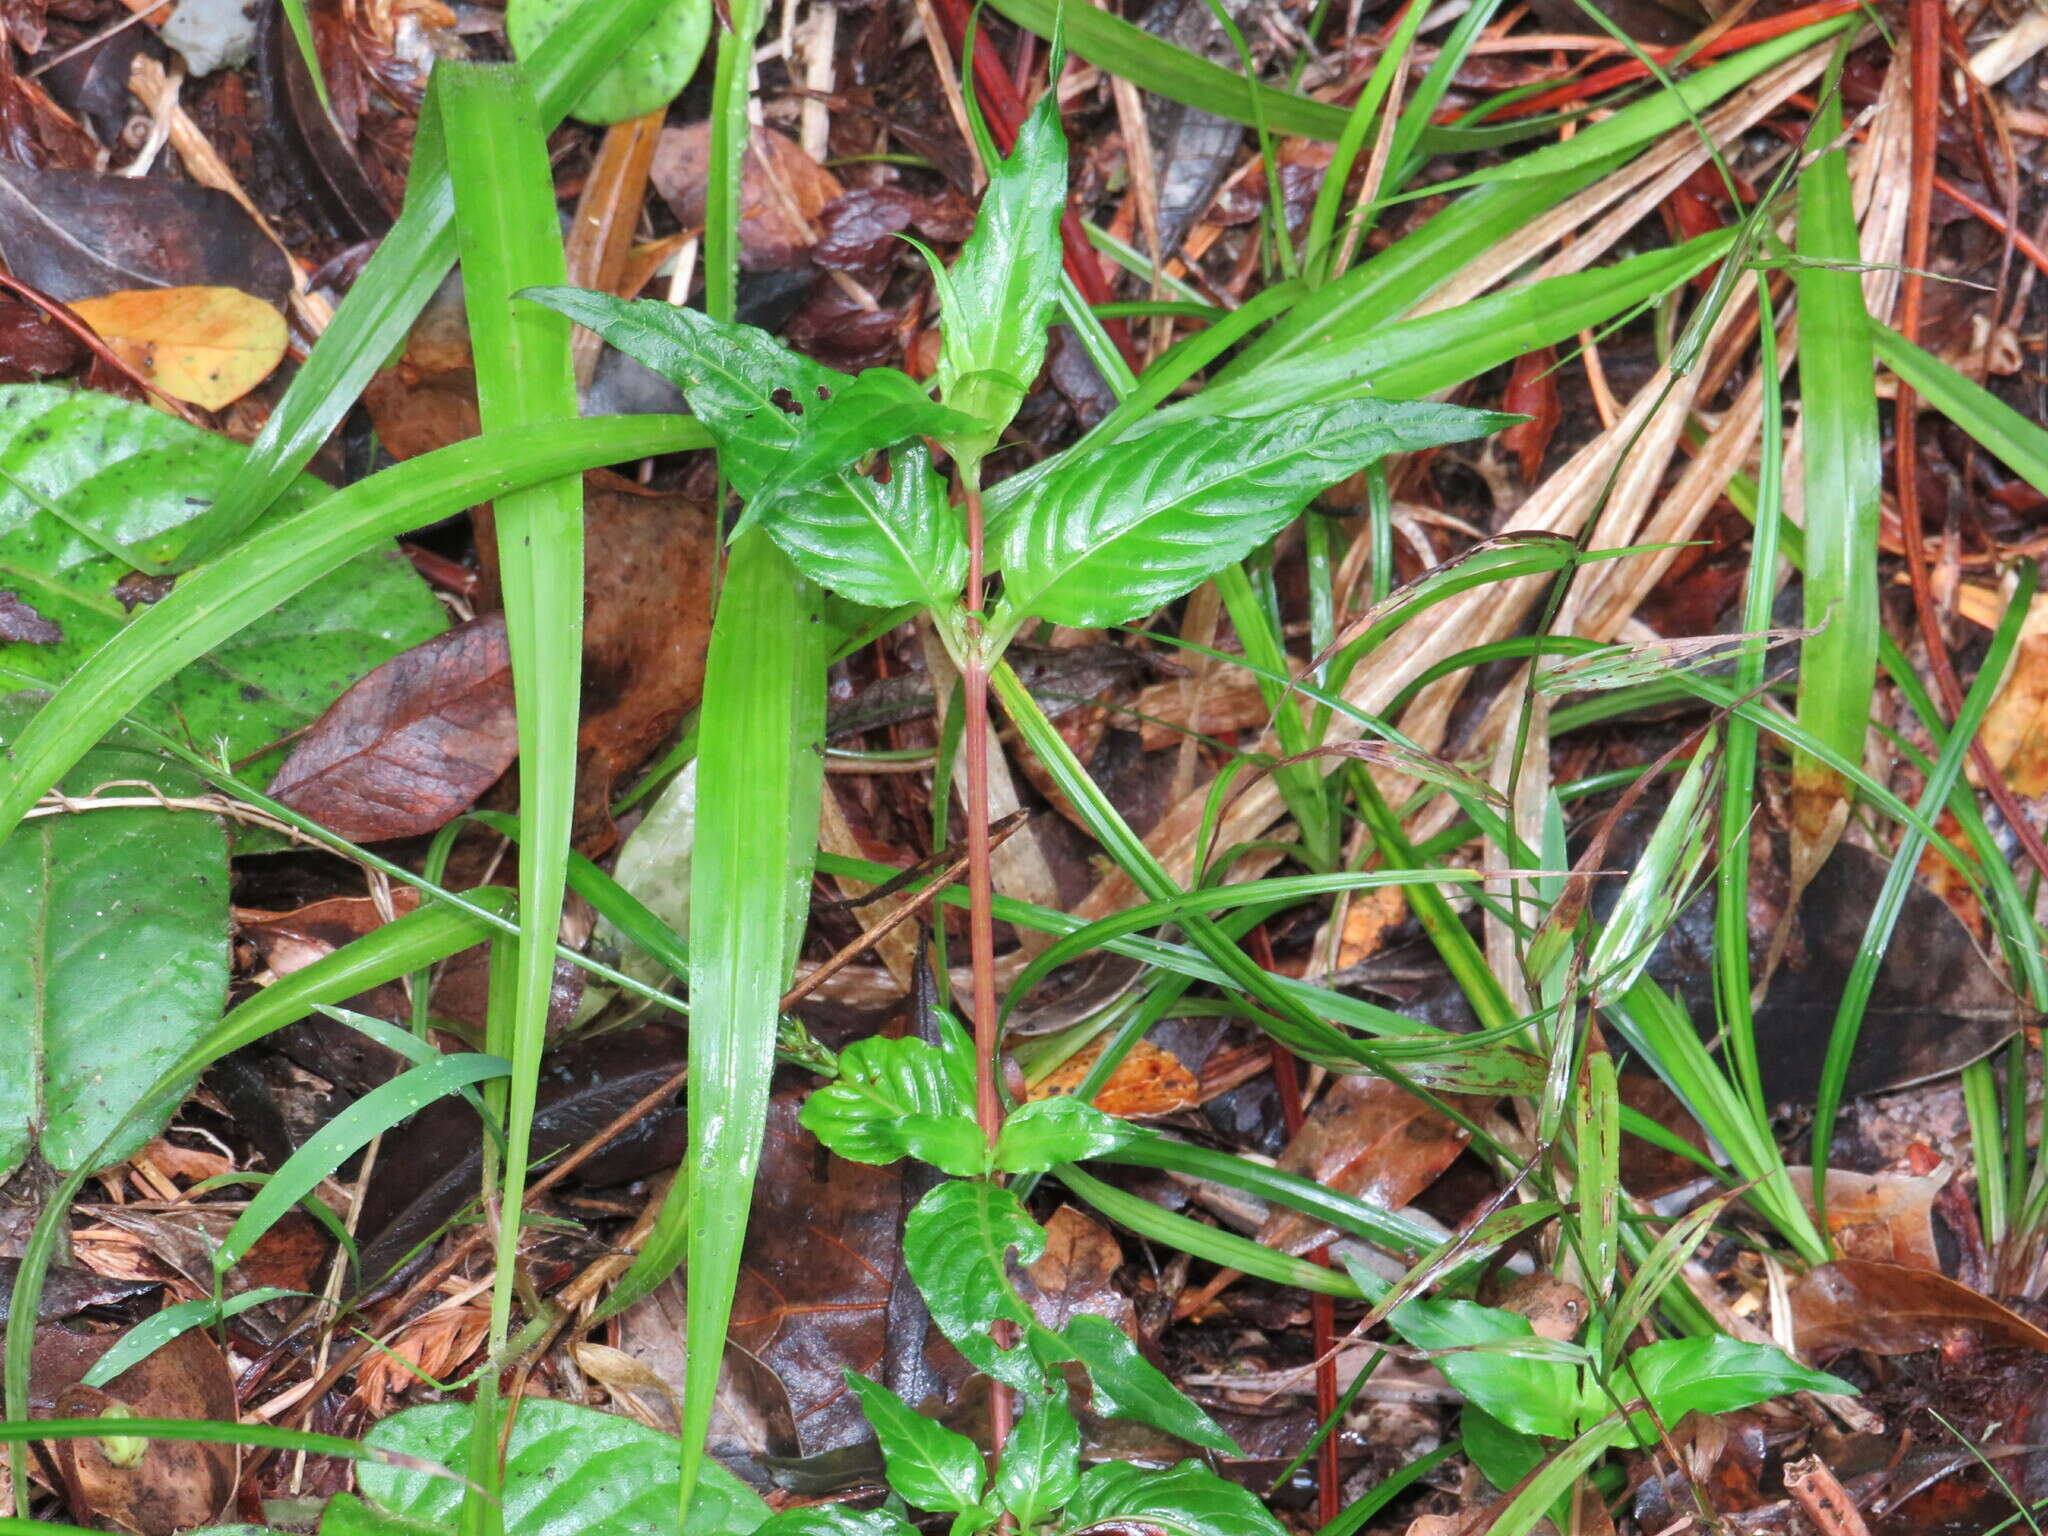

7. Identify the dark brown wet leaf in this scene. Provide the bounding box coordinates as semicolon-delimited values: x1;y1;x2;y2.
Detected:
1015;1205;1137;1335
43;1324;237;1535
0;1258;158;1324
269;613;517;843
1790;1259;2048;1356
354;1024;687;1289
651;123;842;271
256;0;392;241
812;186;973;274
0;296;83;381
1254;1075;1471;1256
0;163;293;305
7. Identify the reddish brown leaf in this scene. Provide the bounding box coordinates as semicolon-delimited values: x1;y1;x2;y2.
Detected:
269;612;516;842
1789;1258;2048;1356
1499;346;1561;482
1786;1167;1946;1271
1029;1039;1201;1118
650;123;842;271
1255;1075;1470;1256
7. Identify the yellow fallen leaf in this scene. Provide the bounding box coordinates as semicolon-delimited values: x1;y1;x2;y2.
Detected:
1974;593;2048;798
69;285;286;410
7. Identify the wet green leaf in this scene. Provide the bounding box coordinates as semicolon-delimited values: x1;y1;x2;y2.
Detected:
507;0;710;124
845;1373;988;1517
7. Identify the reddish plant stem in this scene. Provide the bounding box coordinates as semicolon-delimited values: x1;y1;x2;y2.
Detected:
1892;8;2048;886
1252;926;1340;1527
960;475;1014;1460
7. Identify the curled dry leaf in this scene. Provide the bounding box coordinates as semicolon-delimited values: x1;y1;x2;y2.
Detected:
650;123;842;271
68;286;288;410
1785;1166;1946;1271
269;611;516;843
1789;1258;2048;1357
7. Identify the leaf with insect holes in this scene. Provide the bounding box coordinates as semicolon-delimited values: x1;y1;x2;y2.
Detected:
524;289;964;610
992;1095;1142;1173
798;1023;983;1174
930;86;1066;465
845;1373;989;1519
740;367;983;532
996;1391;1080;1526
994;398;1514;629
1387;1299;1583;1438
1062;1314;1239;1454
903;1178;1052;1391
507;0;711;125
1058;1460;1287;1536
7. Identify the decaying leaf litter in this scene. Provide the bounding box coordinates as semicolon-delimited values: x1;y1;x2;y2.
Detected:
0;0;2046;1531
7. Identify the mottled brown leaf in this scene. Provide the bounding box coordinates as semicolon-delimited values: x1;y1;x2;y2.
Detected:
0;589;61;643
269;612;516;842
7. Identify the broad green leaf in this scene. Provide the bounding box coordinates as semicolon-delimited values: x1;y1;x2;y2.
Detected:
1791;85;1880;824
1460;1405;1545;1495
1619;1335;1854;1426
0;385;445;763
199;0;687;557
996;1392;1081;1526
902;1178;1046;1390
0;413;696;842
754;1511;917;1536
993;1096;1139;1173
319;1494;451;1534
525;291;965;611
1387;1299;1581;1438
995;399;1511;629
0;712;227;1186
799;1034;984;1175
932;87;1065;466
1062;1314;1237;1455
1058;1460;1286;1536
357;1400;768;1534
507;0;710;124
744;368;982;530
844;1372;988;1516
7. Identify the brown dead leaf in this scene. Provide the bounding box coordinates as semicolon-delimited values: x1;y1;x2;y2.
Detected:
1030;1039;1200;1118
1786;1166;1946;1271
1973;593;2048;797
650;123;842;270
1016;1205;1136;1335
1255;1075;1470;1256
1789;1258;2048;1356
269;612;517;842
354;1302;490;1416
68;285;286;409
1336;887;1409;970
45;1325;237;1535
1132;671;1269;751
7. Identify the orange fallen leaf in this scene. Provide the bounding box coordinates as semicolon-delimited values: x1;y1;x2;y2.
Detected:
1029;1038;1200;1118
1973;594;2048;797
70;285;286;410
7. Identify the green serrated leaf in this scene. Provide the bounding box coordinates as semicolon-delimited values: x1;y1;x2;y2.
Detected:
992;1096;1139;1173
902;1179;1046;1390
1059;1460;1286;1536
1387;1299;1582;1439
1062;1314;1238;1455
356;1400;767;1535
0;385;446;763
799;1034;984;1174
933;88;1066;466
0;709;227;1186
507;0;711;124
995;1391;1080;1525
845;1372;988;1516
524;291;964;610
994;398;1512;630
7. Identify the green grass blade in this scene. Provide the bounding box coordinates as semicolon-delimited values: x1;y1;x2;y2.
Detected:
1810;561;2040;1234
1871;323;2048;497
81;1289;301;1392
669;531;826;1520
0;415;698;843
1789;77;1881;863
704;0;767;324
193;0;681;556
